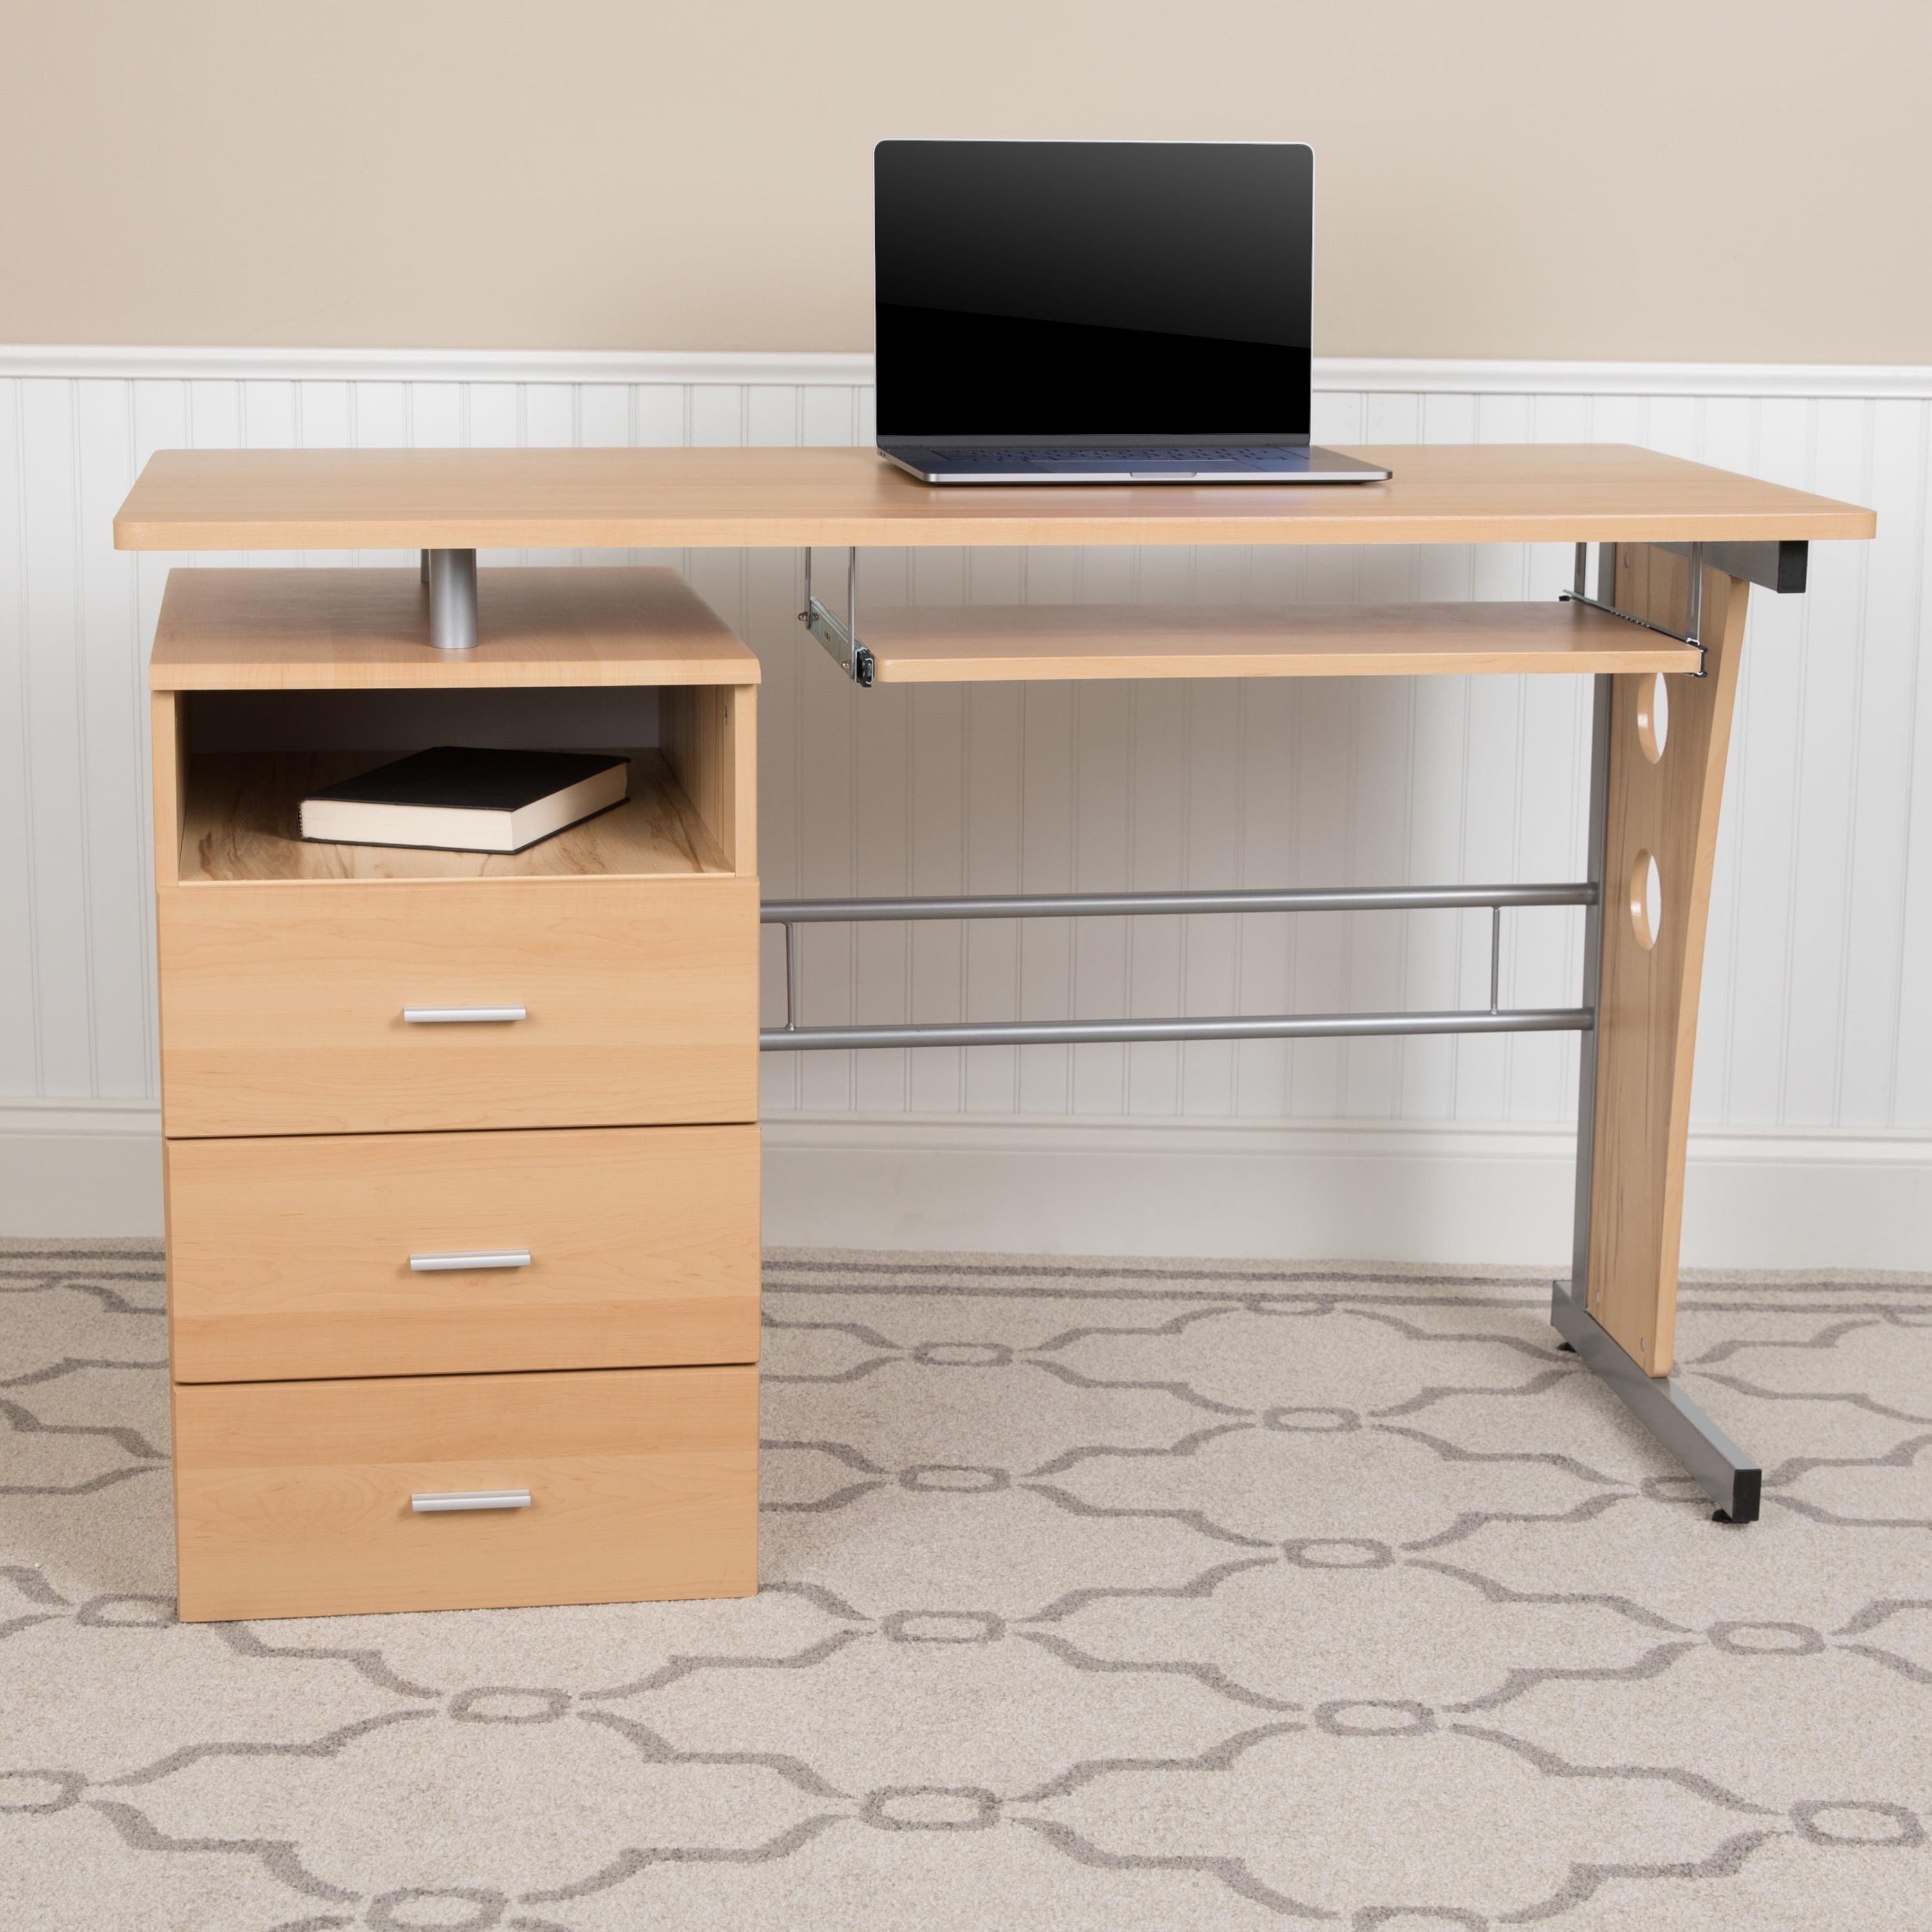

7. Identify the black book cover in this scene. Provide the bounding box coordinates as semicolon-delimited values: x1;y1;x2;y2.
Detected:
308;746;628;812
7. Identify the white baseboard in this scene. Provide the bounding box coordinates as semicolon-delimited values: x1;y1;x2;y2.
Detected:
5;1105;1924;1269
762;1113;1932;1271
0;1103;164;1238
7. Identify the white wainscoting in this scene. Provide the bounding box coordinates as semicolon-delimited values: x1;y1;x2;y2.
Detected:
2;348;1928;1263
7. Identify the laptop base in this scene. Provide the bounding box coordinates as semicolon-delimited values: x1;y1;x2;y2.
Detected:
879;444;1390;486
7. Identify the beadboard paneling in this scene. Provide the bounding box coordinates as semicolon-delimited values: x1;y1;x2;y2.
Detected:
1;352;1926;1141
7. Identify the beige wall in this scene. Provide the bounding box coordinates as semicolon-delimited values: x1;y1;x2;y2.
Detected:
4;0;1927;363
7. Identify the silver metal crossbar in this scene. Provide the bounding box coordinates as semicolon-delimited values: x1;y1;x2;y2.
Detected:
760;881;1596;1051
765;1008;1591;1053
762;882;1595;924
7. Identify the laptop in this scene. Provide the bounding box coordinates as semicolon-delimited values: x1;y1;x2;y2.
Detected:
874;140;1389;487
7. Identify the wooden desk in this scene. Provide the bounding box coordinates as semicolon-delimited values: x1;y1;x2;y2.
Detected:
117;444;1873;1607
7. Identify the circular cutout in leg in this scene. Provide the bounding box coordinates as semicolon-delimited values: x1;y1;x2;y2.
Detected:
1636;673;1671;762
1629;851;1662;951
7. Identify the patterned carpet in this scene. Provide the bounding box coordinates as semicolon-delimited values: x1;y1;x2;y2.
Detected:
3;1238;1929;1931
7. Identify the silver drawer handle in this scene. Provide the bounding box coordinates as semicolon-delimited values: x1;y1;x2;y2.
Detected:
408;1249;532;1273
411;1489;532;1513
402;1005;527;1025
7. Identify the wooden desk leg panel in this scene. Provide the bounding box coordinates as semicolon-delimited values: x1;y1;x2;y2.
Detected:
1587;548;1749;1375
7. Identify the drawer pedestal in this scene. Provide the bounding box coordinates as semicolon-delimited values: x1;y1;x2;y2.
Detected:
149;567;762;1620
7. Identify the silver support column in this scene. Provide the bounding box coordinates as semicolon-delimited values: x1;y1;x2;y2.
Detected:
1554;646;1761;1523
1570;666;1613;1313
426;547;479;652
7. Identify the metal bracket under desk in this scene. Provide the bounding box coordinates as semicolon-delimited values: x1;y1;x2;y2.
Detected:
1555;539;1809;681
1562;540;1707;673
801;547;875;686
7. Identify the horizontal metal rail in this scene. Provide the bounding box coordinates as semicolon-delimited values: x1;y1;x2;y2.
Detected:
761;882;1596;1050
761;1007;1592;1052
761;882;1596;925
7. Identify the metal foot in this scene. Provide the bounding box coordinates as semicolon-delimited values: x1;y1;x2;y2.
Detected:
1550;1278;1761;1524
425;548;478;651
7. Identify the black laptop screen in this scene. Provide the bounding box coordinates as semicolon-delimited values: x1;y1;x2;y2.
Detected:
874;141;1312;444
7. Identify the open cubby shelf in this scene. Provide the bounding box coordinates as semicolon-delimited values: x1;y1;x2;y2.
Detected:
150;565;761;887
177;747;730;884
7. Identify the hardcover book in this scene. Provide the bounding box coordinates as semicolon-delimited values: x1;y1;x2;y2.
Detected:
298;746;630;853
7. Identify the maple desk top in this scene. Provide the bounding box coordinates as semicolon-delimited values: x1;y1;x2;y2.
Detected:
114;444;1875;553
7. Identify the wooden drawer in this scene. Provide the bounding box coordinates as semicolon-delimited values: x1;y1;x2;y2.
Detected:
156;875;757;1137
172;1363;757;1620
166;1124;759;1383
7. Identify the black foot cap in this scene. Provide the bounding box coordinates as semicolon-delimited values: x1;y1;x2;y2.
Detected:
1555;1341;1577;1354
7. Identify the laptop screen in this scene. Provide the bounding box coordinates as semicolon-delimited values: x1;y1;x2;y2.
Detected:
874;141;1312;446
